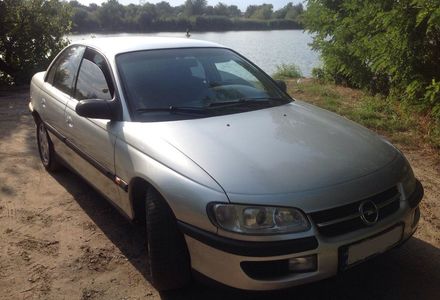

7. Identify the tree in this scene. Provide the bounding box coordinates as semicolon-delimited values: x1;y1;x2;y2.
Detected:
88;3;98;11
0;0;72;85
68;0;81;8
244;5;258;18
124;4;141;30
183;0;207;16
228;5;241;18
246;4;273;20
274;3;303;21
155;1;174;18
213;3;229;16
304;0;440;118
98;0;125;31
70;1;100;32
273;2;292;19
209;3;241;17
285;3;303;21
137;3;157;30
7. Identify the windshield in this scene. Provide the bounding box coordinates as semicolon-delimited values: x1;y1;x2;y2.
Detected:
116;47;291;121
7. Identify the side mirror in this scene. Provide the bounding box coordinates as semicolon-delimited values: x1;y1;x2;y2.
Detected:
75;99;114;120
275;80;287;93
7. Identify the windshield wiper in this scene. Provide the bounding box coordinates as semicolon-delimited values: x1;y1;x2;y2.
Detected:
135;98;287;115
136;106;210;115
208;97;286;108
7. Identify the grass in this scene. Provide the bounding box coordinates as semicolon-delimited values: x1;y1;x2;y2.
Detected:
273;63;303;80
286;79;440;149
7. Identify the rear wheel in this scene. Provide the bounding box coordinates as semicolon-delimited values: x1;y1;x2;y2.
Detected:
145;187;191;291
36;121;61;172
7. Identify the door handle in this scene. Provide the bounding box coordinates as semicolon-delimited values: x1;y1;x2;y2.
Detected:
41;98;46;108
66;115;73;128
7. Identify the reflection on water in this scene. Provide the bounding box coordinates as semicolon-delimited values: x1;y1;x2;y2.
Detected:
69;30;320;77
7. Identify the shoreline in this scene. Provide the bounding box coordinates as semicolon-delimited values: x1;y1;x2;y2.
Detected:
70;28;305;35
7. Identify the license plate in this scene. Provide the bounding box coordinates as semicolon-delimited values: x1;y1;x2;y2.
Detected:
340;225;403;269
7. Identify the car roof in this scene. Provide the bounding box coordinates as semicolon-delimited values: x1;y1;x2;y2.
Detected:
72;36;225;58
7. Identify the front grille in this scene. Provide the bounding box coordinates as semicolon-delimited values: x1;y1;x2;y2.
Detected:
309;186;400;237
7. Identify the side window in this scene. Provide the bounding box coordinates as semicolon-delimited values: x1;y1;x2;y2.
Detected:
75;50;113;101
49;46;85;95
46;61;58;84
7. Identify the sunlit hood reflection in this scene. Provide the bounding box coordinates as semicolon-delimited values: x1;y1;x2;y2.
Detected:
124;101;397;195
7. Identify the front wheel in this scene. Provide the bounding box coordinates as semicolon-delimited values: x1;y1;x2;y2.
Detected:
36;121;61;172
145;188;191;291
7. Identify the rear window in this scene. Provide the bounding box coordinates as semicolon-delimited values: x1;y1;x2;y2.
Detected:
75;50;113;100
47;46;85;95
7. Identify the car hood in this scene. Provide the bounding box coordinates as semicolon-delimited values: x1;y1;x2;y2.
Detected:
129;101;398;195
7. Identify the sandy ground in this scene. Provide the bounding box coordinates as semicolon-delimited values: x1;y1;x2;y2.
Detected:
0;89;439;300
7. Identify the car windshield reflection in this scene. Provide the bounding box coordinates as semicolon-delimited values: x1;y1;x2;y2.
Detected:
116;48;291;121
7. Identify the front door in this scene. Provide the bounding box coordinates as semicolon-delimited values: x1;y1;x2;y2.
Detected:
63;48;124;211
40;46;84;138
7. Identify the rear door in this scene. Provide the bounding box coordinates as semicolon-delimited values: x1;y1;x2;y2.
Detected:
63;48;124;210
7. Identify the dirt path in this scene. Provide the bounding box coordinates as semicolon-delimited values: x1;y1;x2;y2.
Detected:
0;90;439;300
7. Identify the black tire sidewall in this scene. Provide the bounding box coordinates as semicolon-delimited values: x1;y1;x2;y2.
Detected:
36;121;58;171
145;188;191;291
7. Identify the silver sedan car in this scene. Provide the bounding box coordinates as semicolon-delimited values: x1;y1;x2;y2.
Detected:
29;37;423;291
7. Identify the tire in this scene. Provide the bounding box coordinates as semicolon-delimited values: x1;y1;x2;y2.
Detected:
145;187;191;291
36;121;61;172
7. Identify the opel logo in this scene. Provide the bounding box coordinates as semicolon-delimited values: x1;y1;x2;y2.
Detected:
359;200;379;225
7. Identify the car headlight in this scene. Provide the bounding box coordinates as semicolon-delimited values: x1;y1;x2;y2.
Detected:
208;204;310;235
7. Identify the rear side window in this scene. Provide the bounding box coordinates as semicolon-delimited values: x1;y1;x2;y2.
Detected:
48;46;85;95
75;49;113;101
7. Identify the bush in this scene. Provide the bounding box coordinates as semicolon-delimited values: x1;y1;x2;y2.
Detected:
311;67;325;82
0;0;72;85
303;0;440;120
273;63;303;79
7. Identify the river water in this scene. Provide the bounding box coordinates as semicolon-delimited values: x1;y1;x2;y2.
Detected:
70;30;320;77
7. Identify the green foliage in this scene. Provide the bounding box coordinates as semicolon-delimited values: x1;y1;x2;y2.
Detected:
274;3;304;22
246;4;274;20
303;0;440;120
213;3;229;16
424;79;440;118
273;64;303;79
350;96;414;133
155;2;174;18
291;80;440;147
98;0;125;31
212;3;241;17
0;0;305;85
183;0;207;17
0;0;71;85
67;1;303;33
311;67;326;82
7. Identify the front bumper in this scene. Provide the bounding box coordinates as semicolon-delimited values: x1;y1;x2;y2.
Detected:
181;181;423;291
